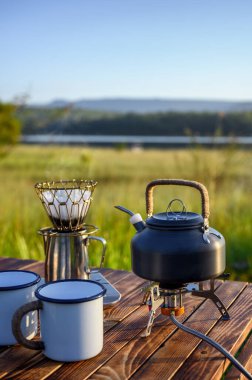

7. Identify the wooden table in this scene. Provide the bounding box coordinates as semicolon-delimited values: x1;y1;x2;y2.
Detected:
0;257;251;380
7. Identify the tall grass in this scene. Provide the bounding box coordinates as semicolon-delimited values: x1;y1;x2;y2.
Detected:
0;145;251;281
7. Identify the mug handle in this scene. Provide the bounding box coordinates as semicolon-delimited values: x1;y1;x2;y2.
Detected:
87;236;107;273
12;300;44;350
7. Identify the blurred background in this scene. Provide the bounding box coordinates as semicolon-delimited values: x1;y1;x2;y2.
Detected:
0;0;252;280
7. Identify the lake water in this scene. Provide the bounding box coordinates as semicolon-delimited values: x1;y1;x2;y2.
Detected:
21;135;252;146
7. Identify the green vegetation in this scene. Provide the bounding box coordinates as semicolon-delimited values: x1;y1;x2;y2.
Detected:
18;107;252;136
0;102;21;156
0;145;251;281
17;107;118;134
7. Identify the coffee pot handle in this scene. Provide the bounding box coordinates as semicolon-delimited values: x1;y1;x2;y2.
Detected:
146;179;210;227
87;236;107;272
12;300;44;350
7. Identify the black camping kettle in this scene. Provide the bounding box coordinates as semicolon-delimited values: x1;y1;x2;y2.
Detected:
115;179;225;289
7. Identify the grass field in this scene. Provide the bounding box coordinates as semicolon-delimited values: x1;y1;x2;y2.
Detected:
0;144;251;281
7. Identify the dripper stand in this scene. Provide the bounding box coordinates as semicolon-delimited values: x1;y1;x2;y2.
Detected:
35;179;97;231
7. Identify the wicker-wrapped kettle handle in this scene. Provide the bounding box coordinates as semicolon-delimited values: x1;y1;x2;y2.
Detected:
146;179;210;226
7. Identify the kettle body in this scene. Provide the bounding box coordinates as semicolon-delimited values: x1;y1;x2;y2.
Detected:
131;221;225;289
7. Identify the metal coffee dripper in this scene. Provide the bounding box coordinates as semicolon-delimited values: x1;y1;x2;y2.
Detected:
35;180;106;282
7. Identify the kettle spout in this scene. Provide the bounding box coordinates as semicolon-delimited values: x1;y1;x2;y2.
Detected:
114;205;146;232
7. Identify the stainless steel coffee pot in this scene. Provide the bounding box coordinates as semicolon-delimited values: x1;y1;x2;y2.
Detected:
39;226;106;282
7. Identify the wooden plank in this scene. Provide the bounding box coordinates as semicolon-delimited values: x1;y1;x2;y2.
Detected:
8;273;152;378
0;266;124;379
100;268;114;275
0;258;122;284
104;274;146;321
105;272;144;297
0;257;18;263
0;257;37;270
130;281;247;380
0;257;12;263
47;283;217;380
87;293;207;380
0;261;131;379
7;303;150;380
172;284;252;380
0;277;217;380
49;282;221;380
20;261;45;277
24;265;119;285
0;259;44;277
2;271;146;380
225;332;252;380
101;269;131;285
103;274;147;332
87;280;222;380
6;354;62;380
0;348;41;379
0;258;126;282
3;259;247;380
0;259;136;377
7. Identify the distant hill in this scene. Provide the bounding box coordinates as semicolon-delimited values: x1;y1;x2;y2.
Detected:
38;98;252;114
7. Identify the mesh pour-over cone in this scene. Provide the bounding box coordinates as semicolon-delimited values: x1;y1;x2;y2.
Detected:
35;180;97;231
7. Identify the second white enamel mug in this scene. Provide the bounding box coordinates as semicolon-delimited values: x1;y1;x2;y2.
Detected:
0;270;40;345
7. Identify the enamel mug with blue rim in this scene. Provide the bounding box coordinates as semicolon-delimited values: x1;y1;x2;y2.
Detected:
12;279;106;361
0;270;40;345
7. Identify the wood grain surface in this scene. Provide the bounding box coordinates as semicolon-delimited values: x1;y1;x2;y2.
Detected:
0;257;251;380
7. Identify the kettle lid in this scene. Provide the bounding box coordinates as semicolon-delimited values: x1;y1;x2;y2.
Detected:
146;211;203;229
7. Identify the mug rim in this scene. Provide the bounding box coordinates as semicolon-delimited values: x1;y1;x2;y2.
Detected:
0;270;41;291
35;279;106;304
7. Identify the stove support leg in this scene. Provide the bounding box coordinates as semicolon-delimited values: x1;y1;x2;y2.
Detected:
142;310;156;337
191;290;230;320
141;283;164;338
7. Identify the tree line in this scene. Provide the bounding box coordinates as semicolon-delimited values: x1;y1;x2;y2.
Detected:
18;107;252;136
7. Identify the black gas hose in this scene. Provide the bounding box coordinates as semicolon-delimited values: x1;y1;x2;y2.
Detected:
170;312;252;380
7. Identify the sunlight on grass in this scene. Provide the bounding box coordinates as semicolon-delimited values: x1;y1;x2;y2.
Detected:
0;145;251;280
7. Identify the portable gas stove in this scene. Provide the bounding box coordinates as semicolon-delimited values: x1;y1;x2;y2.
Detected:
141;275;230;337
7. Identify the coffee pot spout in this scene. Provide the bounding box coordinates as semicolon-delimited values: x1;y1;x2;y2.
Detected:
114;206;146;232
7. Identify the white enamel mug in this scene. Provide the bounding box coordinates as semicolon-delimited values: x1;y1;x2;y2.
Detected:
0;270;40;345
12;279;106;361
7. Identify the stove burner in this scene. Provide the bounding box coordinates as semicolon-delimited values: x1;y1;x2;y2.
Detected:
141;277;230;338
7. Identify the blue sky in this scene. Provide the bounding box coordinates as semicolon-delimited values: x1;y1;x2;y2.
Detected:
1;0;252;103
